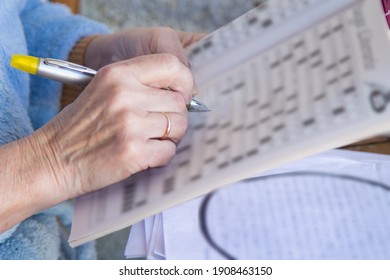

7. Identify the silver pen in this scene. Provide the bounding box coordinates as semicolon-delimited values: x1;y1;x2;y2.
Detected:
11;54;209;112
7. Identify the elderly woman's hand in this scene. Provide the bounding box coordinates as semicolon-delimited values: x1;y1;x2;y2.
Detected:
45;53;193;197
0;53;193;233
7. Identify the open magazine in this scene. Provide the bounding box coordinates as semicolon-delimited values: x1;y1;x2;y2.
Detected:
69;0;390;247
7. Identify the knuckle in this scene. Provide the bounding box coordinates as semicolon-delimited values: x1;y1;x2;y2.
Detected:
155;27;176;39
110;84;126;100
111;111;137;148
96;64;119;83
158;53;181;71
175;115;188;141
176;113;188;131
157;146;176;166
170;93;187;112
123;141;148;171
105;84;128;110
156;26;179;44
116;109;132;127
123;143;136;161
139;152;156;170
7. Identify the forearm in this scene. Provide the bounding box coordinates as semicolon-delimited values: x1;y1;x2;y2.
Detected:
0;130;66;233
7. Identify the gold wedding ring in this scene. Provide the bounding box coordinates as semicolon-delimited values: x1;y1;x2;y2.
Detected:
161;112;171;140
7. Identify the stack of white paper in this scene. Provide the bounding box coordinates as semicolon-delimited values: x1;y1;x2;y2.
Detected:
125;149;390;259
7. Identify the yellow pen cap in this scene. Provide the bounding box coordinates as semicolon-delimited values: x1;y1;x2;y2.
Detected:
10;54;39;74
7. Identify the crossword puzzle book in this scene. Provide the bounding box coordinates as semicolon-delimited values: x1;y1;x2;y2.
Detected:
69;0;390;246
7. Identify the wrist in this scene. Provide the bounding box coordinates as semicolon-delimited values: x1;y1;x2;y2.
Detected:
24;120;76;205
0;128;71;233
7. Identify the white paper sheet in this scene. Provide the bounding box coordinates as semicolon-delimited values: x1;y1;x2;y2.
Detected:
160;150;390;259
124;220;146;259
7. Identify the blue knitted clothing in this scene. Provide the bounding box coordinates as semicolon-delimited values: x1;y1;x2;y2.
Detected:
0;0;109;259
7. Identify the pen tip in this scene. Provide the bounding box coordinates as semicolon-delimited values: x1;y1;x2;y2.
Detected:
188;99;210;112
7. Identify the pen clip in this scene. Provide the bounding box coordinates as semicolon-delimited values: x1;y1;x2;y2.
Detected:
43;58;97;75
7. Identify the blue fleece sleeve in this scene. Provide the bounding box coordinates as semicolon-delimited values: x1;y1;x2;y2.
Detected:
20;0;110;129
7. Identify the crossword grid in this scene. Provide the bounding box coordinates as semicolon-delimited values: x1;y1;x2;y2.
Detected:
70;0;390;247
121;0;364;214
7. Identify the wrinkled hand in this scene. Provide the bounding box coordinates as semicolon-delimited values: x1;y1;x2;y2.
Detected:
84;27;204;70
35;54;193;201
0;30;203;233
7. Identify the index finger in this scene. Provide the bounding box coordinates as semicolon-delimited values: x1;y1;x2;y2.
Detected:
177;31;206;48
